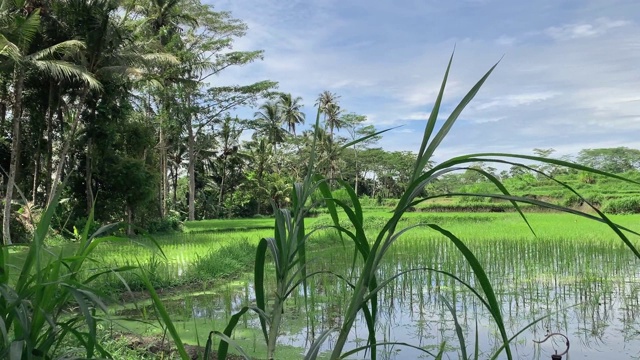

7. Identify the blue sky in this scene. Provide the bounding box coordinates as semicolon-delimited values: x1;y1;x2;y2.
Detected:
210;0;640;163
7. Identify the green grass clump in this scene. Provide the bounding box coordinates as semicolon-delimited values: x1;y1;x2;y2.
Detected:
188;240;257;281
182;218;274;233
602;197;640;214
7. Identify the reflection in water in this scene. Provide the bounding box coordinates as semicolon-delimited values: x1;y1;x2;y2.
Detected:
129;236;640;359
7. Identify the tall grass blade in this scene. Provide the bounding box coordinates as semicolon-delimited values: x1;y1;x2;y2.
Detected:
426;224;513;359
254;238;270;344
304;328;335;360
421;60;499;164
413;51;454;181
461;167;535;236
217;306;267;359
474;318;479;360
213;332;252;360
489;306;577;360
341;127;398;150
138;266;190;360
447;153;640;185
440;295;467;360
339;342;437;359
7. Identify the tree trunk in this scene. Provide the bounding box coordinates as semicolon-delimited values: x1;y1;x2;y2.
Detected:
85;137;94;214
3;68;24;245
48;111;81;206
187;113;195;221
126;204;133;236
172;164;178;209
159;117;166;218
372;173;377;198
217;158;227;216
48;88;88;207
32;145;40;204
0;90;6;137
44;82;56;204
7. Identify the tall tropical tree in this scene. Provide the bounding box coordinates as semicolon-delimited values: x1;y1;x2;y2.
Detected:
141;0;198;46
171;4;273;221
215;116;243;212
342;113;379;195
315;90;342;140
135;0;197;218
0;2;99;244
324;102;344;140
279;93;304;135
316;90;339;115
244;138;272;213
254;101;286;154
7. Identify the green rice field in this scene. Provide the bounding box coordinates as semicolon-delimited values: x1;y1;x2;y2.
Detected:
92;212;640;359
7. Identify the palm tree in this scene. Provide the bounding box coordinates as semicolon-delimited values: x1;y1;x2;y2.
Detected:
142;0;198;46
254;101;286;154
215;116;243;212
134;0;196;218
279;93;304;135
325;103;345;139
316;90;339;114
0;2;99;244
315;90;343;140
49;0;177;214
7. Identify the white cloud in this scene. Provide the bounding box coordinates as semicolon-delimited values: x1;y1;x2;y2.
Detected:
544;18;630;40
495;35;517;46
474;91;560;110
403;112;431;121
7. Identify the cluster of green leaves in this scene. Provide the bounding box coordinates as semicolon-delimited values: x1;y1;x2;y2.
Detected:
0;193;137;359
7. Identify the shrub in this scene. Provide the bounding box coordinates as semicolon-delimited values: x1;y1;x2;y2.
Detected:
602;197;640;214
562;193;581;207
72;216;102;238
579;171;597;184
582;192;604;206
146;212;182;233
331;188;353;207
0;213;30;243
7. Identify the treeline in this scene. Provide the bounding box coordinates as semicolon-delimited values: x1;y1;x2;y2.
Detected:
0;0;425;243
426;147;640;211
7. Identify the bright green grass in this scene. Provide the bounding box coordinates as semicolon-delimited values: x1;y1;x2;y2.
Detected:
85;212;640;358
109;212;640;358
101;212;640;269
10;212;637;295
182;218;275;233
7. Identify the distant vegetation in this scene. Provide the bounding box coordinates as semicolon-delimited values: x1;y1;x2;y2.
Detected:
421;147;640;213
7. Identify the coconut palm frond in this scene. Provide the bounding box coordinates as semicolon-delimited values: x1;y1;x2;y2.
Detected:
31;60;102;91
96;65;145;78
0;34;20;62
141;52;179;66
14;8;40;47
27;40;86;61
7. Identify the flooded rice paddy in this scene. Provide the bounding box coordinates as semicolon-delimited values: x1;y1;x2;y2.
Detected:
115;214;640;359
